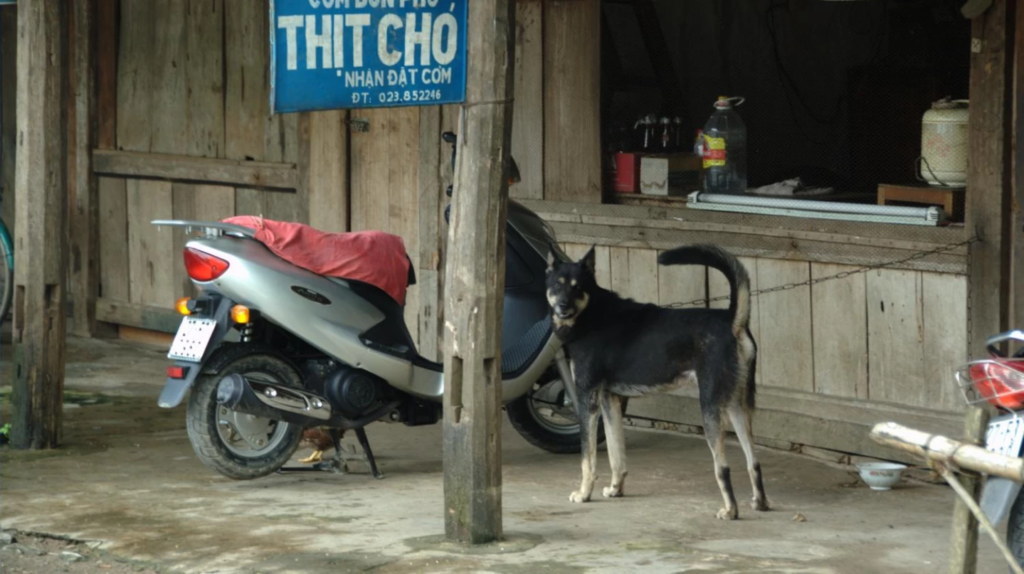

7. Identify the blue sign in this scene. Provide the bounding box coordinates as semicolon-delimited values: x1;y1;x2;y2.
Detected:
270;0;468;113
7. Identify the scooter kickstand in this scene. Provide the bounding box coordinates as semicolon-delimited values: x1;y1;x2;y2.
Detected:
329;428;349;474
355;427;384;479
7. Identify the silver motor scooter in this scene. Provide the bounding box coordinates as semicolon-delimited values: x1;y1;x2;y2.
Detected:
153;133;584;479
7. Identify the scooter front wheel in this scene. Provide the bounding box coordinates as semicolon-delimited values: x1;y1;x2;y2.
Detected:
186;351;305;479
506;374;604;454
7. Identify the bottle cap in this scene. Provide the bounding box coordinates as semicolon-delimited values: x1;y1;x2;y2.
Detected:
714;97;746;109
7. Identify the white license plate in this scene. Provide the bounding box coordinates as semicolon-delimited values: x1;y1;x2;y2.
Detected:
985;415;1024;458
167;317;218;362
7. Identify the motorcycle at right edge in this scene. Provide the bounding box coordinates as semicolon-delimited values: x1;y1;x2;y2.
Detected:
956;329;1024;568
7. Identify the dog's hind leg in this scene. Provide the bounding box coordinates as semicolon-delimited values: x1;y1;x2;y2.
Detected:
703;409;739;520
727;402;769;511
570;388;601;503
600;392;627;498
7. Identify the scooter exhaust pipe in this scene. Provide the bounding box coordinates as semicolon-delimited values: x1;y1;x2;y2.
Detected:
216;373;333;426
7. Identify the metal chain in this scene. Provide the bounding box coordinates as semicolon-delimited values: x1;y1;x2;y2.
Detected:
662;236;981;309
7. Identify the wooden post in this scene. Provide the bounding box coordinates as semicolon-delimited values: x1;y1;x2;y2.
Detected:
1012;0;1024;330
0;8;15;233
967;0;1013;355
11;0;69;449
949;406;991;574
95;0;116;151
69;0;99;337
442;0;515;545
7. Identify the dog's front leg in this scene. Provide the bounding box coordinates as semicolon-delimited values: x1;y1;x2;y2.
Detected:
570;389;600;503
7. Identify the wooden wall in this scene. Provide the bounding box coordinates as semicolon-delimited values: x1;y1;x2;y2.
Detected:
94;0;350;329
94;0;602;339
98;1;294;311
88;0;972;460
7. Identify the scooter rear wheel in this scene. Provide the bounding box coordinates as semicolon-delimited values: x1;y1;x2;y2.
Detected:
506;374;603;454
186;351;304;479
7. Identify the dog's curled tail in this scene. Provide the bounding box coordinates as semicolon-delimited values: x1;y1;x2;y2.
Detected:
657;244;751;336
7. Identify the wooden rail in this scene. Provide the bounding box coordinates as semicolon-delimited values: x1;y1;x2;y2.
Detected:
95;298;181;334
524;200;969;274
92;150;299;190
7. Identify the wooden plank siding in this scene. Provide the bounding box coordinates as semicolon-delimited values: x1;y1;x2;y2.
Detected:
867;269;927;407
543;0;602;203
757;260;814;393
98;0;601;329
510;0;544;201
126;179;174;307
811;263;868;400
91;0;977;458
349;107;422;344
105;0;304;318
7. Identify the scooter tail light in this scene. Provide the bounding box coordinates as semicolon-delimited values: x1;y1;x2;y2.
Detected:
183;248;230;282
966;360;1024;410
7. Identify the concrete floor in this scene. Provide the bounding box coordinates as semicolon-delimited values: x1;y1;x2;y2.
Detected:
0;336;1013;573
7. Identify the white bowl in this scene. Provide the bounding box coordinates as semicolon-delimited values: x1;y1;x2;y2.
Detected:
855;462;907;491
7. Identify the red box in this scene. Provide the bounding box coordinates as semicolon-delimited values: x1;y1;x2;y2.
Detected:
614;152;641;193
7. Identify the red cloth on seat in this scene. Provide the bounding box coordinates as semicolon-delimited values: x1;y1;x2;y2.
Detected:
222;216;411;305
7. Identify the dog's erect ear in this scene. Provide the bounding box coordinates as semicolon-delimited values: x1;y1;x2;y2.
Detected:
581;245;596;275
546;249;558;273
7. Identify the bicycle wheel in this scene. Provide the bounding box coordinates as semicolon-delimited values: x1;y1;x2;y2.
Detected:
0;220;11;323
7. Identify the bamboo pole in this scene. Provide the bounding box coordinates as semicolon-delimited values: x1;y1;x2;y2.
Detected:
938;464;1024;574
948;406;990;574
870;422;1024;481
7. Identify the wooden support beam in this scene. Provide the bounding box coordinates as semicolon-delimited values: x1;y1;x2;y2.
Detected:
948;406;991;574
968;0;1014;355
12;0;69;449
1012;0;1024;331
95;0;116;150
92;150;299;190
69;0;100;337
0;8;15;231
442;0;515;545
95;298;180;334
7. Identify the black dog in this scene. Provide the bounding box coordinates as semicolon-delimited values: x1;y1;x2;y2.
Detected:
546;244;768;520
